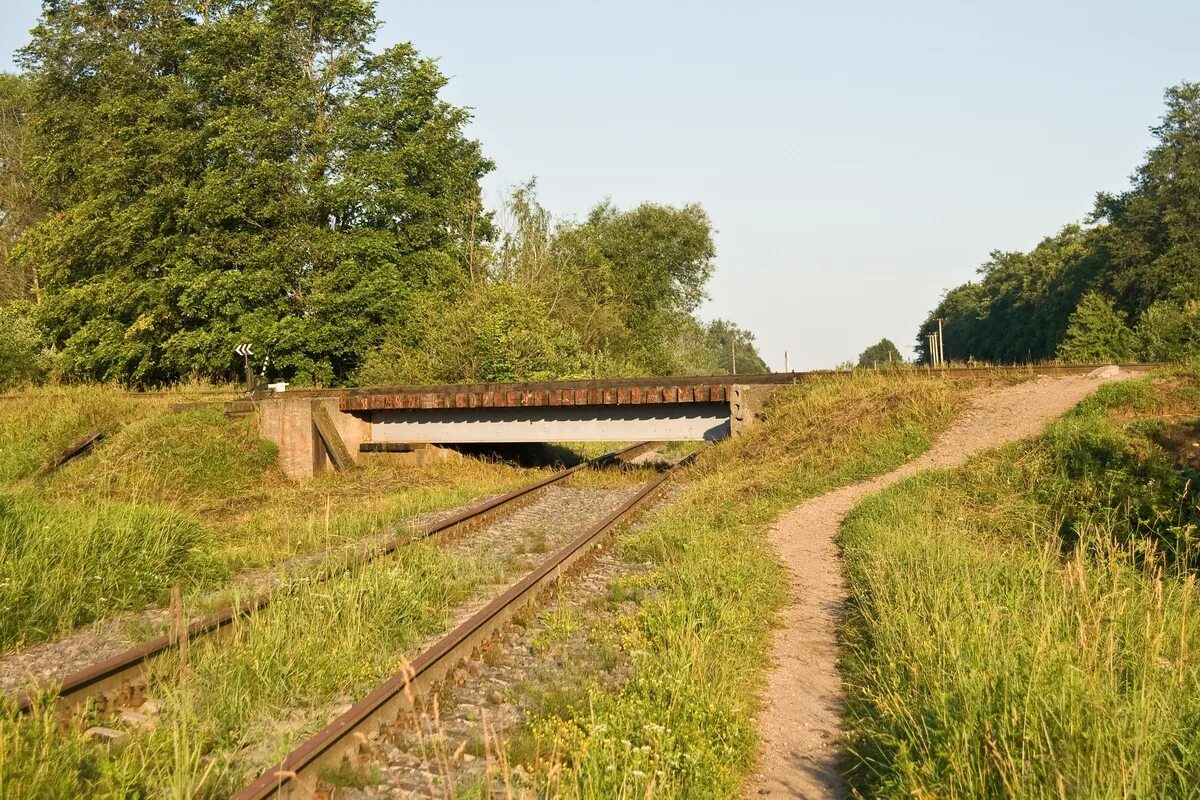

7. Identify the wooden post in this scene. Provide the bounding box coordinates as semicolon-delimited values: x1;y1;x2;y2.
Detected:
311;402;355;473
937;318;946;366
169;586;189;669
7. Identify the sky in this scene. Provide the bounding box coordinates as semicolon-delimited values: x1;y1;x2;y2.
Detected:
3;1;1197;370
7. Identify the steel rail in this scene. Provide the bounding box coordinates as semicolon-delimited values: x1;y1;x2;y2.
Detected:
234;452;696;800
13;442;658;717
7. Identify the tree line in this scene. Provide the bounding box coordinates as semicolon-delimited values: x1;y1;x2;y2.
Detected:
919;82;1200;364
0;0;765;389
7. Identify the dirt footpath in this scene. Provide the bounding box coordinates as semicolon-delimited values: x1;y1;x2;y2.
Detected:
742;368;1133;799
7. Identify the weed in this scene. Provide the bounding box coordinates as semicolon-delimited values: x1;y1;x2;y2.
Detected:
317;763;380;789
0;492;223;651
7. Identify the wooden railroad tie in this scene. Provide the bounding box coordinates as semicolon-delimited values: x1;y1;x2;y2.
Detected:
37;431;104;477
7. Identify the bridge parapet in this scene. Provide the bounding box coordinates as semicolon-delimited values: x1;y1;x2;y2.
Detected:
337;378;754;412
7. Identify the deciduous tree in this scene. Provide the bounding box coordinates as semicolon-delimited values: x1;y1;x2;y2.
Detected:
1056;292;1137;362
858;338;903;367
15;0;491;385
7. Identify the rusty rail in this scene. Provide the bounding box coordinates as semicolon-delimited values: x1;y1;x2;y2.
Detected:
234;452;695;800
14;442;657;717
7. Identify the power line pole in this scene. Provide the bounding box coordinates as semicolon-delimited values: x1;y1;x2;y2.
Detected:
937;318;946;366
731;340;737;375
783;351;789;373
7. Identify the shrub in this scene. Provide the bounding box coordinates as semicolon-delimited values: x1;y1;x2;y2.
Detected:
1056;291;1138;362
357;283;584;384
1137;300;1200;362
0;303;52;390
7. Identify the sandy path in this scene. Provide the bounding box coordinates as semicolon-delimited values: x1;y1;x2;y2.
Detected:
742;368;1133;798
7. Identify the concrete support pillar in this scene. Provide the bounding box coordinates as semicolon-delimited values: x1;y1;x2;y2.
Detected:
256;396;370;480
730;384;778;437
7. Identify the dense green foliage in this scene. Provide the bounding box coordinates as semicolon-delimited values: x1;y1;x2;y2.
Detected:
0;73;39;305
857;337;903;367
0;4;761;387
0;302;50;389
841;374;1200;796
920;83;1200;364
1056;291;1139;362
359;182;761;383
9;0;492;386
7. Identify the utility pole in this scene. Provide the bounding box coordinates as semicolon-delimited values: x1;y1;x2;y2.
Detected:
731;340;737;375
783;351;789;373
937;318;946;366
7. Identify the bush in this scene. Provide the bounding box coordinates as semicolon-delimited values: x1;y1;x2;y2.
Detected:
1056;292;1138;362
0;303;52;390
1137;300;1200;362
357;283;584;384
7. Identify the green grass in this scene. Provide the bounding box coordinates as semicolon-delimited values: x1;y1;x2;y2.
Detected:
0;385;206;483
0;492;223;650
839;371;1200;798
0;387;559;652
1;540;475;797
515;370;981;798
43;407;278;509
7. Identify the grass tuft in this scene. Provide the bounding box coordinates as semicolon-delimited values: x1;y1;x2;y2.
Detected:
0;492;222;651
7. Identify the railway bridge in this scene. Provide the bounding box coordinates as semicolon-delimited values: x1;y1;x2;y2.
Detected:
242;374;796;479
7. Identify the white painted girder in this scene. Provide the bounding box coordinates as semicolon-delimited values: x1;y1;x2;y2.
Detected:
369;403;731;443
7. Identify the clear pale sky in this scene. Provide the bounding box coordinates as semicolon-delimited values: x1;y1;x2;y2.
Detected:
3;1;1197;369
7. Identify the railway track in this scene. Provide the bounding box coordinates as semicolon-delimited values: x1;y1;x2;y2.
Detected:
234;452;695;800
13;442;659;719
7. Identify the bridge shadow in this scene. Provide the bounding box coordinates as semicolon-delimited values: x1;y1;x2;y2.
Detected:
446;442;592;469
445;442;670;471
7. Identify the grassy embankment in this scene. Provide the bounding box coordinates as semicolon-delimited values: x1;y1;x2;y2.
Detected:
0;386;555;652
509;370;994;799
0;387;660;798
839;369;1200;797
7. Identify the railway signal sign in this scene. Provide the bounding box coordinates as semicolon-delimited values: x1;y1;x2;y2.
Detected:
235;343;255;393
